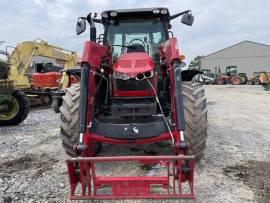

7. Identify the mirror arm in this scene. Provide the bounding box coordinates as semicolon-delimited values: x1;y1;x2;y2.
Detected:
83;14;93;27
86;13;97;42
85;13;101;26
170;10;191;20
93;18;102;24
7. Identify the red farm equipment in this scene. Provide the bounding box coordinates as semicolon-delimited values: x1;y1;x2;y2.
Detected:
60;8;207;200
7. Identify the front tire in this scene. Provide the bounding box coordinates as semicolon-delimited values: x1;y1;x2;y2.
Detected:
59;84;101;157
182;82;208;160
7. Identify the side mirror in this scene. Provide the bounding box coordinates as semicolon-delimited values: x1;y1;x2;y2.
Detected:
76;18;86;35
181;13;194;26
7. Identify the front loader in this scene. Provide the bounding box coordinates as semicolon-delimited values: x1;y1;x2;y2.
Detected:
60;8;207;200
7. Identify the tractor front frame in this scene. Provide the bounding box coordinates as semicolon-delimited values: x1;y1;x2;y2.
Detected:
67;155;195;200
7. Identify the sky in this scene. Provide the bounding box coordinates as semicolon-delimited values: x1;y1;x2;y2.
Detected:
0;0;270;64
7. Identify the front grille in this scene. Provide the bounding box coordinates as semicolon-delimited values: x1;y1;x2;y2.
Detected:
115;78;153;91
111;97;156;117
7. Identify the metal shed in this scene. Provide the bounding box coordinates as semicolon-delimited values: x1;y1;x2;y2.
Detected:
200;41;270;77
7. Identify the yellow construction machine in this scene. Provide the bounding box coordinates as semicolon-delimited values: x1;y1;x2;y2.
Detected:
0;40;78;126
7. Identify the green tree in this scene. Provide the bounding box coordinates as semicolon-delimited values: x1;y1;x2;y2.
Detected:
189;56;204;70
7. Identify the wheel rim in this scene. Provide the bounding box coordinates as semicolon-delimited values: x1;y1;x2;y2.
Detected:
0;96;19;121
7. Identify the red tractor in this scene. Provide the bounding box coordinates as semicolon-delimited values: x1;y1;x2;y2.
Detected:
60;8;207;200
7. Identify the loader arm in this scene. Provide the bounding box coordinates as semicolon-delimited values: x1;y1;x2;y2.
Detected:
5;40;77;89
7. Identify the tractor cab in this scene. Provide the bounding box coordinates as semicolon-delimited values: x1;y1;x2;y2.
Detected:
102;8;170;61
101;11;168;109
101;9;169;100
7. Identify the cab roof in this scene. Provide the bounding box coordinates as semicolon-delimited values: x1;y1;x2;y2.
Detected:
101;7;171;24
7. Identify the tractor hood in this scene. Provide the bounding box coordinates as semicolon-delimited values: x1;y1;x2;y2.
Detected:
113;53;154;76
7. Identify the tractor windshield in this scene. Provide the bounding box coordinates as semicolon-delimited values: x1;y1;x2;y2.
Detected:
106;19;167;60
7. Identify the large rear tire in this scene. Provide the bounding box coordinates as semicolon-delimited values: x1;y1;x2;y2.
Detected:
230;75;241;85
0;90;30;126
182;82;207;160
59;84;101;157
215;77;224;85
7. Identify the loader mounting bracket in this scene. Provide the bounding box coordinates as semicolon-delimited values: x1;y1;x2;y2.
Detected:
67;155;195;200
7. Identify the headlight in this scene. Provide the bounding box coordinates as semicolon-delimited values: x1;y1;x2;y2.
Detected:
114;72;130;80
136;70;154;80
110;11;117;17
101;12;108;18
121;73;129;80
160;9;168;14
144;70;154;78
153;9;160;14
114;72;121;79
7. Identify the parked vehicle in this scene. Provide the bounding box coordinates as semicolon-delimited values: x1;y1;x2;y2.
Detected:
198;69;215;84
61;8;207;200
215;66;247;85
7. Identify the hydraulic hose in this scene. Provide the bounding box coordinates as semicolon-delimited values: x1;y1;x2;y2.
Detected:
79;65;89;134
172;61;185;131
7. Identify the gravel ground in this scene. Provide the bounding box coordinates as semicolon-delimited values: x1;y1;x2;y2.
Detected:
0;85;270;203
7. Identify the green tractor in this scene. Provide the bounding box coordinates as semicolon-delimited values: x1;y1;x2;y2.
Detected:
215;66;247;85
0;50;30;126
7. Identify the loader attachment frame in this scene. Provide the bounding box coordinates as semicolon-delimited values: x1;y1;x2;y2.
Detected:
67;155;195;200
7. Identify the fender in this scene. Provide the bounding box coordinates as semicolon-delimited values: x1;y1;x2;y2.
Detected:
181;69;202;81
81;41;109;68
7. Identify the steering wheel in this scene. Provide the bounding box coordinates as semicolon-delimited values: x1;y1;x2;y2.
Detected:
128;38;145;47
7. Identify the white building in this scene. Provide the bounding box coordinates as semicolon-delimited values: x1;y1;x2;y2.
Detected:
200;41;270;77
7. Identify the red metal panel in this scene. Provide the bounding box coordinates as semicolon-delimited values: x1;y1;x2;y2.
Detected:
160;37;180;66
81;41;109;68
113;52;154;74
32;72;61;88
95;176;168;196
95;176;168;184
67;161;79;196
69;155;194;162
87;132;172;145
70;194;195;200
